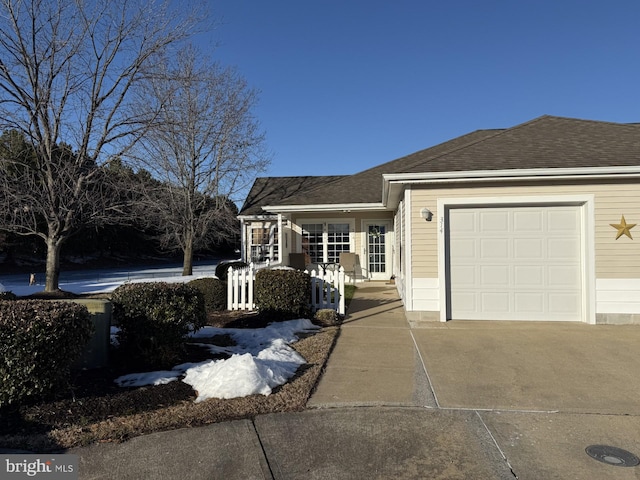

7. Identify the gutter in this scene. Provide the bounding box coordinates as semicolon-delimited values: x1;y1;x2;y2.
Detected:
261;202;388;213
382;166;640;206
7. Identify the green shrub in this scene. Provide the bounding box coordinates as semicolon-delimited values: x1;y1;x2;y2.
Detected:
188;277;227;312
215;260;248;282
111;282;206;369
0;291;17;300
255;269;311;320
313;309;341;327
0;300;92;408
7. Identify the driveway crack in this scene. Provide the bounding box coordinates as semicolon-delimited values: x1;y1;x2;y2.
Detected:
475;410;519;479
251;419;276;479
410;329;440;408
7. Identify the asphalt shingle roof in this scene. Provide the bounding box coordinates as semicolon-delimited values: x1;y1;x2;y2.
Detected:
276;128;499;206
402;115;640;174
238;175;346;215
244;116;640;212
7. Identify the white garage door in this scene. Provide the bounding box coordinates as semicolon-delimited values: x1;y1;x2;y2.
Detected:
448;205;583;321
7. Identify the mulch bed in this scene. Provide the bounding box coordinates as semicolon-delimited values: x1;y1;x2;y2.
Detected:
0;308;340;453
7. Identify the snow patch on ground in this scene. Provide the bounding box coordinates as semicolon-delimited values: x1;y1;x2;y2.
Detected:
114;319;320;401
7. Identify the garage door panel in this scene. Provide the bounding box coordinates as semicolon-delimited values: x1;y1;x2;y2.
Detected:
451;266;476;285
480;238;509;258
451;292;476;312
450;211;476;231
547;238;579;258
480;265;509;285
548;209;580;230
480;292;509;312
449;205;583;321
513;211;543;231
480;211;509;230
547;265;581;286
451;238;476;257
549;293;580;313
514;293;545;312
514;265;543;286
514;238;543;258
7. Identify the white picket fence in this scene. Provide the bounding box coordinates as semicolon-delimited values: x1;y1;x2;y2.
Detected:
227;263;346;315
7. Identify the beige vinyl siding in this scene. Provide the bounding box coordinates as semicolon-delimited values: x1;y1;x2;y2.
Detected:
410;181;640;279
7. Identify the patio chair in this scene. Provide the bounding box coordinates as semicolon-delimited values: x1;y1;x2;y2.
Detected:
288;253;309;271
339;252;358;283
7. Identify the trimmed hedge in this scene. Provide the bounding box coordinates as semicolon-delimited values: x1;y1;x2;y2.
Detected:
215;260;248;282
0;300;92;408
0;291;17;301
188;277;226;312
255;269;311;320
111;282;206;369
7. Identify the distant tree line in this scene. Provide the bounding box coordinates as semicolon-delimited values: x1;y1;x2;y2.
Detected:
0;130;240;272
0;0;268;290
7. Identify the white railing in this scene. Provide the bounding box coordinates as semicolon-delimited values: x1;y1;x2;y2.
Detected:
227;263;345;315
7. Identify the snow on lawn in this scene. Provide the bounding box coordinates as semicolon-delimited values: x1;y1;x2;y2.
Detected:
115;319;320;402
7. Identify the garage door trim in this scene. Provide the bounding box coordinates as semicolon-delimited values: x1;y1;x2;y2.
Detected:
436;195;596;323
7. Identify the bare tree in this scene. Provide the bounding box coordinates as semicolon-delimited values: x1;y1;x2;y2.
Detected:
131;45;269;276
0;0;201;292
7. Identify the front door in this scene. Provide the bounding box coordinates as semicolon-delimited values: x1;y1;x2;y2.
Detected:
365;222;390;280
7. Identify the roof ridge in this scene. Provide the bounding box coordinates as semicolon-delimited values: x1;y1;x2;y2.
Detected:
397;115;567;171
538;114;640;128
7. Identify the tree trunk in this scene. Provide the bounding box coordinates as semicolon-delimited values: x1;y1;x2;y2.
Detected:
182;230;194;276
45;236;63;292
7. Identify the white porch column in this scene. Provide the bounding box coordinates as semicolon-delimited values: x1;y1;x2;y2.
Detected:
277;213;284;264
240;218;246;262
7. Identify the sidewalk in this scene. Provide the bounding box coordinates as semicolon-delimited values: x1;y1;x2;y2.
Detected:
308;282;435;407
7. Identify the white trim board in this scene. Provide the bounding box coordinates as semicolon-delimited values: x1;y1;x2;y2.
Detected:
412;278;439;311
596;279;640;314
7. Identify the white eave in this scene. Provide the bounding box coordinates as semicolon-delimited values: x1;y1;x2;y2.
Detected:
237;214;278;221
383;166;640;207
262;202;387;213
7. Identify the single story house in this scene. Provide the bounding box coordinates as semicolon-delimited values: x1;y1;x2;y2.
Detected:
238;115;640;324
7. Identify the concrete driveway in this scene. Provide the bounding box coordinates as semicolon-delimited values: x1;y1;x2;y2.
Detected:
311;284;640;479
411;320;640;414
69;285;640;479
410;320;640;479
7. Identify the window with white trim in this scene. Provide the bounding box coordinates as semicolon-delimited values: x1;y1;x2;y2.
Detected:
301;223;323;263
327;223;350;263
250;225;278;263
301;222;351;264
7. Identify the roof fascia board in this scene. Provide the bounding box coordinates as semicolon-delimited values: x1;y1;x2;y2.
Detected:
262;202;387;213
383;166;640;208
238;214;278;221
383;165;640;184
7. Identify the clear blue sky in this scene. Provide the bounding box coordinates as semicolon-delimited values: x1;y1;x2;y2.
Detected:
200;1;640;179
